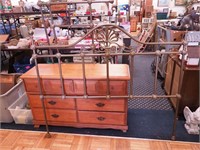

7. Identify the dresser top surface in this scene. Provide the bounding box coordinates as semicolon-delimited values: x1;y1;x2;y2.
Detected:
21;64;130;80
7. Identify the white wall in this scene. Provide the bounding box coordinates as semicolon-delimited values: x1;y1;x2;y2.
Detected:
11;0;49;6
118;0;129;5
192;3;200;10
11;0;110;13
153;0;186;16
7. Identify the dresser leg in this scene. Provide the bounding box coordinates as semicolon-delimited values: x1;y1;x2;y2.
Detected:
34;125;40;128
45;133;51;138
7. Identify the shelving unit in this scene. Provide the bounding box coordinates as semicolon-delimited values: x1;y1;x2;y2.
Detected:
0;0;114;45
38;0;114;35
35;0;115;63
0;0;115;71
0;10;66;36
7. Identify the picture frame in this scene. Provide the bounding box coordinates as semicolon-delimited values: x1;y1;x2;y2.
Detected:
157;0;169;7
175;0;186;6
196;6;200;14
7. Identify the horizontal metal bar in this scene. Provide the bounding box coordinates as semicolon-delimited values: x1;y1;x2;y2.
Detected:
38;0;114;6
0;11;66;16
55;24;92;28
33;51;181;59
41;94;178;99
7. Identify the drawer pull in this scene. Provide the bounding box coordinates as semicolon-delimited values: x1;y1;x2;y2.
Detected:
48;101;56;105
51;114;59;118
97;117;105;121
96;103;105;107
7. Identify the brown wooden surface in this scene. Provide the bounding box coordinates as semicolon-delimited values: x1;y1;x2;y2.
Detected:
28;95;75;109
165;55;199;114
130;17;137;32
180;68;199;112
32;108;77;123
24;79;128;96
170;63;181;109
0;130;199;150
24;79;74;95
22;64;129;131
85;80;128;96
76;98;125;112
164;56;175;95
78;111;126;125
0;34;9;43
21;64;130;80
170;30;185;42
32;121;128;131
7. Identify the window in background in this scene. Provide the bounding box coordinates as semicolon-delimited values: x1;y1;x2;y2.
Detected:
157;0;169;7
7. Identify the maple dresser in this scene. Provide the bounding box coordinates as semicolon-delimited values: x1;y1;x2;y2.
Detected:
21;64;130;132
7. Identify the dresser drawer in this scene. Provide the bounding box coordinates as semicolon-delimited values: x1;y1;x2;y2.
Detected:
23;79;74;95
87;80;127;95
28;95;75;109
76;99;126;112
78;111;125;125
23;79;40;93
74;80;128;96
73;80;84;95
32;108;77;122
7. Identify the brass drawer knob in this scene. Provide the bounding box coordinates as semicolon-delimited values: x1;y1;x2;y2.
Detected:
97;117;105;121
96;103;105;107
51;114;59;118
48;101;56;105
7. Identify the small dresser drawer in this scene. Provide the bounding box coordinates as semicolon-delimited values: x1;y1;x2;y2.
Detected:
78;111;125;125
73;80;128;96
23;79;74;95
76;99;126;112
28;95;75;109
86;80;128;96
23;79;40;93
73;80;84;95
32;108;77;122
42;79;74;95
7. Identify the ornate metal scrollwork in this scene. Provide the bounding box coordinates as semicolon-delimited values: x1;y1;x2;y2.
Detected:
95;26;119;48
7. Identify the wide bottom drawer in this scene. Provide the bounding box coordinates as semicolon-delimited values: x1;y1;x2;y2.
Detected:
78;111;126;125
32;108;77;123
76;98;126;112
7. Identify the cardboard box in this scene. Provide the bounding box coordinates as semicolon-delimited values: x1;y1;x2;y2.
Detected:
130;17;137;32
50;4;67;11
50;0;68;11
0;34;9;43
0;74;17;95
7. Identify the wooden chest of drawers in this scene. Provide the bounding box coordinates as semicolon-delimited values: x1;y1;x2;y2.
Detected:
21;64;130;132
164;55;199;115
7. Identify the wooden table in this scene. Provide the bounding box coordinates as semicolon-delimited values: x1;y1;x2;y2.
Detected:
0;34;9;43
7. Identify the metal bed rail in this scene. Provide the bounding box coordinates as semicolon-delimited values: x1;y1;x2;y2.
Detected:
30;14;186;139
